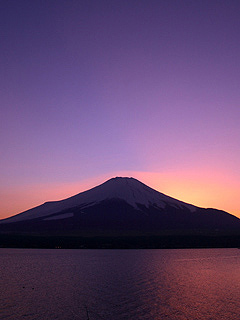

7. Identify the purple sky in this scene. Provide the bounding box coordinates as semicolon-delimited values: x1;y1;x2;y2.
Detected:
1;0;240;219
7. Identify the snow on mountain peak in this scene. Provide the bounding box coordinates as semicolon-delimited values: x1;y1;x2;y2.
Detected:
100;177;196;212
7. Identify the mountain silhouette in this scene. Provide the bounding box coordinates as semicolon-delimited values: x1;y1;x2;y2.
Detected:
1;177;240;238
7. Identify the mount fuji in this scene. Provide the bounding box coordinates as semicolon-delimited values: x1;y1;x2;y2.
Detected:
1;177;240;239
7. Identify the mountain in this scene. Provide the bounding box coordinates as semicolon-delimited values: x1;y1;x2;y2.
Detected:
1;177;240;240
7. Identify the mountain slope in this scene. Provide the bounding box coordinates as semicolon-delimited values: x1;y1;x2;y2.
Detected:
0;177;240;236
1;177;196;223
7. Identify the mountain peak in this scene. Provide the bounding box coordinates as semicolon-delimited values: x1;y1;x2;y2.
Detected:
100;176;196;211
107;176;138;183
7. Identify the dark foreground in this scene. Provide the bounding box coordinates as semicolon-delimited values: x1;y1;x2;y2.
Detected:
0;233;239;249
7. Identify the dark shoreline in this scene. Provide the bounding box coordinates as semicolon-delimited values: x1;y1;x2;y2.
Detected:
0;234;239;249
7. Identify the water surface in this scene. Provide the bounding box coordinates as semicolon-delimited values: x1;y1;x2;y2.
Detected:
0;248;239;319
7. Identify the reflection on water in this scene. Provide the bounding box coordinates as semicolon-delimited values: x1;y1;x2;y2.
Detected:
0;249;239;319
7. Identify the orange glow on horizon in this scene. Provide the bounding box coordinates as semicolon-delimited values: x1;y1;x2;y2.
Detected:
131;170;240;218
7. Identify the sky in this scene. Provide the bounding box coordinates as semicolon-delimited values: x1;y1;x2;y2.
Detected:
1;0;240;219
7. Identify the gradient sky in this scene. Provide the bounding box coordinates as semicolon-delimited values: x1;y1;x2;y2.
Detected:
1;0;240;219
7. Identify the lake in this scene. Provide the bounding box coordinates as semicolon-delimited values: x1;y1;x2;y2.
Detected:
0;248;239;319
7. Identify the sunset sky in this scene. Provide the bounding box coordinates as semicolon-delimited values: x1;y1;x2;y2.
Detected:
1;0;240;219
